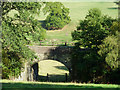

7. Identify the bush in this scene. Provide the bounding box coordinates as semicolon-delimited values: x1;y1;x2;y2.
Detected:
2;49;23;79
44;2;71;30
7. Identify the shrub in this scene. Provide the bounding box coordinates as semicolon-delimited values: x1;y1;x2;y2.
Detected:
44;2;71;30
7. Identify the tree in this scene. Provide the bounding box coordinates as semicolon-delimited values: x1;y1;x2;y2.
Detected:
114;0;120;5
71;8;116;83
98;22;120;70
43;2;71;30
2;2;46;78
98;21;120;84
72;8;115;49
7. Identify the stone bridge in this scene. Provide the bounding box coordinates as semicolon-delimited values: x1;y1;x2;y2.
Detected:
29;46;72;71
16;46;73;81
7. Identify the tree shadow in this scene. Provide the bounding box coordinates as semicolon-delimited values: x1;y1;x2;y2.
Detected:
37;74;70;82
54;66;68;71
37;75;47;82
38;20;47;30
108;7;118;10
2;82;107;89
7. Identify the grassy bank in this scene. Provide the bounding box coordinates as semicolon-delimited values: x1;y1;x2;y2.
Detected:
1;80;120;89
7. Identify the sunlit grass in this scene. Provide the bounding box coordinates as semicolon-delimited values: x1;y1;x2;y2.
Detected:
38;60;69;82
1;80;120;88
38;60;69;76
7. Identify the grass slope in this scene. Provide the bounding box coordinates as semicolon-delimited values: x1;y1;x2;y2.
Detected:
1;80;120;88
36;2;118;46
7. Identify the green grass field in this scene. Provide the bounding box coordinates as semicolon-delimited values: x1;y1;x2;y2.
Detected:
39;60;69;75
1;80;120;89
38;60;69;82
35;2;118;46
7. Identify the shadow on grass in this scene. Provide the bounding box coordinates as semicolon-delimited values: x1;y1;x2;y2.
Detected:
1;88;111;90
2;82;120;90
108;7;118;9
2;82;104;89
54;66;68;71
37;74;70;82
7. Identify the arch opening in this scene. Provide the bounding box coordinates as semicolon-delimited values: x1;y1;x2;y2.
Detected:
31;60;71;82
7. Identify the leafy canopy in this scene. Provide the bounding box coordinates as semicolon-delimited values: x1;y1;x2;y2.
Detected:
2;2;46;78
43;2;71;30
71;8;116;83
98;22;120;70
72;8;115;49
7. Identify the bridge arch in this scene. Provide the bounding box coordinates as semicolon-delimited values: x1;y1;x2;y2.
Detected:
31;59;70;82
27;46;73;81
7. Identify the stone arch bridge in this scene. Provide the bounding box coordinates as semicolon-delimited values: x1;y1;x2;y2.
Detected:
17;46;73;81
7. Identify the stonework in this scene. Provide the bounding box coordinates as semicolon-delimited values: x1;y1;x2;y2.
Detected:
16;46;73;81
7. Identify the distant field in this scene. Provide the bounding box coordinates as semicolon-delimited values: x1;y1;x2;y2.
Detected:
63;2;118;22
35;2;118;46
1;80;120;89
38;60;69;82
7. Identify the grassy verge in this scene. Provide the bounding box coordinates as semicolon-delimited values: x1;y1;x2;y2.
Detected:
1;80;120;89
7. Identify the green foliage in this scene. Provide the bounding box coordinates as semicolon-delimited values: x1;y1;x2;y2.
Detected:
71;8;116;83
72;8;115;48
44;2;71;30
98;22;120;70
86;8;101;19
2;49;23;79
71;47;105;83
2;2;46;78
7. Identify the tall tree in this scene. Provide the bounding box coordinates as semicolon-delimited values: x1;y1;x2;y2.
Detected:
71;8;116;83
2;2;46;78
43;2;71;30
72;8;114;49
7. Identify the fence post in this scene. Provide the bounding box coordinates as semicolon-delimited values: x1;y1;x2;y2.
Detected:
65;42;67;46
47;73;49;82
52;42;54;46
65;73;67;82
